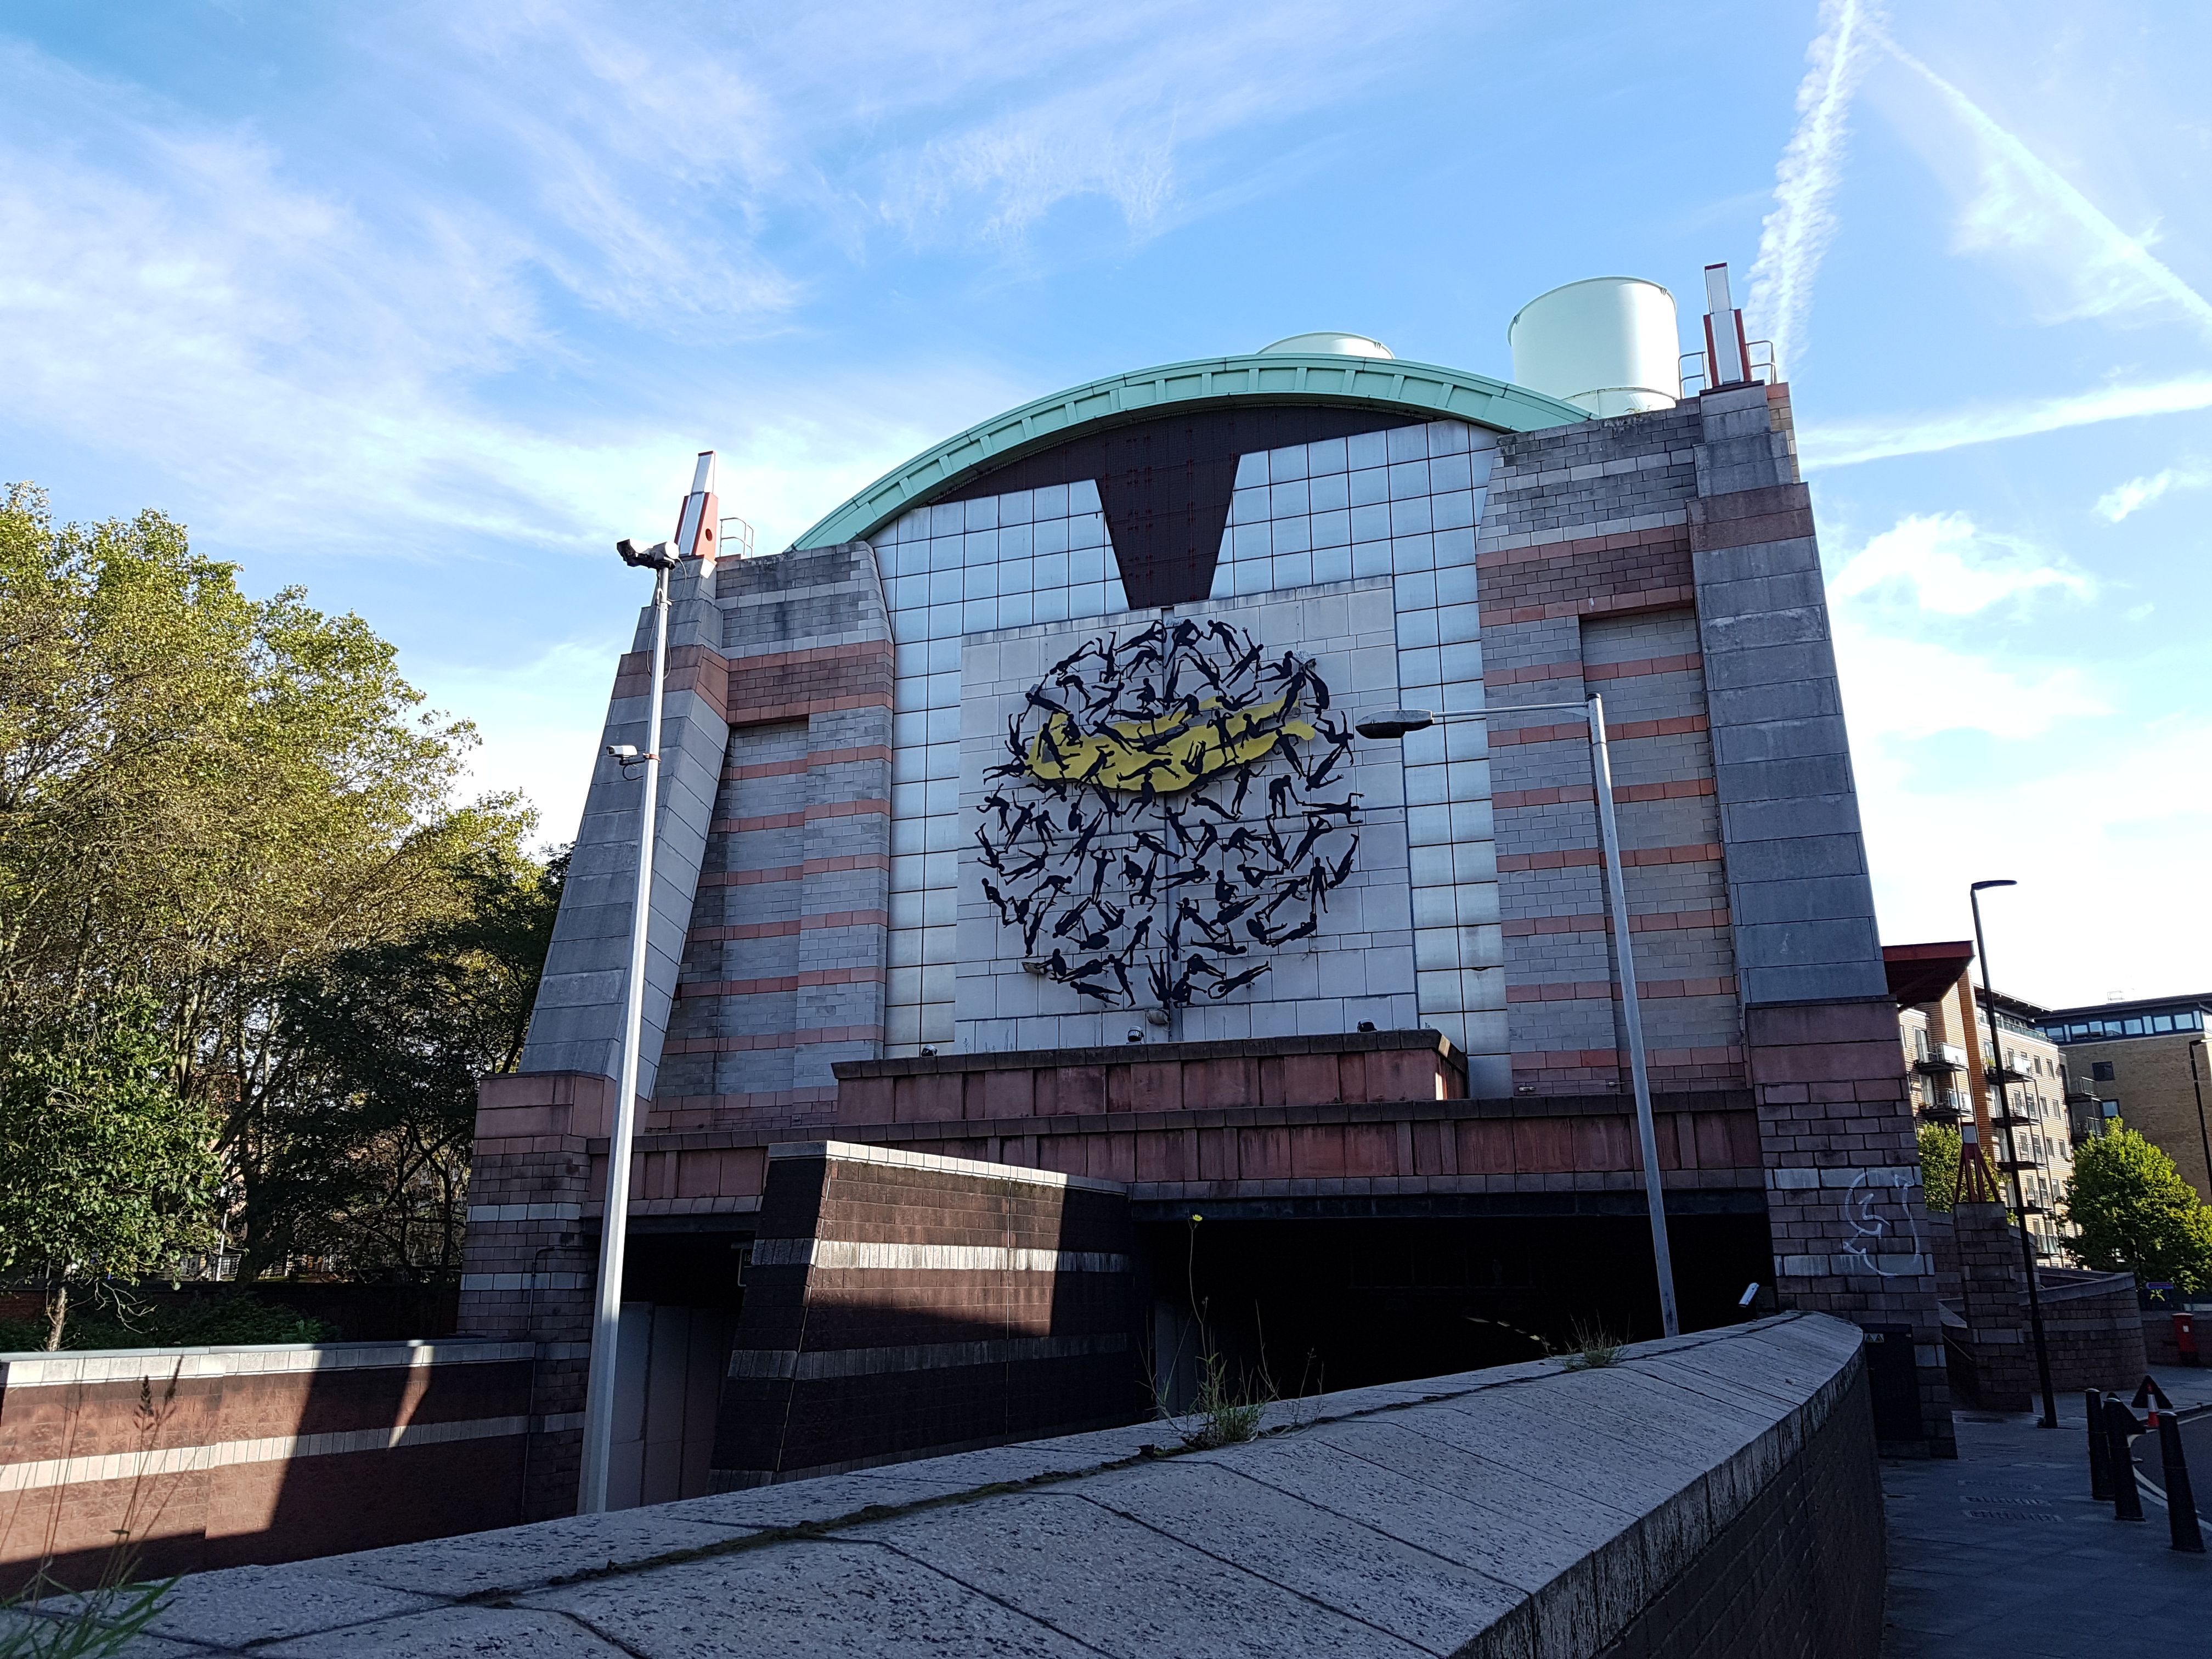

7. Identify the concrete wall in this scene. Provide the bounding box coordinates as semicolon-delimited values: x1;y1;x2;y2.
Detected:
0;1340;531;1593
32;1314;1883;1658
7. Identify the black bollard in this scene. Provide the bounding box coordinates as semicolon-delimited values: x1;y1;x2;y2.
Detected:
2157;1413;2206;1553
2106;1395;2147;1522
2089;1389;2113;1500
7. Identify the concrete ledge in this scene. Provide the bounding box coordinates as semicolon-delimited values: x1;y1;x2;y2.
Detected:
32;1314;1879;1656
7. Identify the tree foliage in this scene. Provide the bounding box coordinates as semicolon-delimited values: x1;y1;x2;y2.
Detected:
1916;1122;1960;1214
0;998;222;1345
2061;1123;2212;1290
0;483;557;1291
263;848;565;1279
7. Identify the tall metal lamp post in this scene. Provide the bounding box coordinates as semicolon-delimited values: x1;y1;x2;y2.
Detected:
1968;878;2058;1430
575;532;680;1515
1358;696;1679;1338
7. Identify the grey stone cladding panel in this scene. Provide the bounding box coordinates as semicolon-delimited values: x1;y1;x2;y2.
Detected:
521;556;731;1094
1690;390;1885;1008
719;541;894;661
1481;408;1703;542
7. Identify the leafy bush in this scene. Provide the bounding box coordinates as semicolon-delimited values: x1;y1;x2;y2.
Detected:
0;1293;330;1355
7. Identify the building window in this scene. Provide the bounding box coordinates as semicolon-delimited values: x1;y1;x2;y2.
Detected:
2091;1061;2116;1082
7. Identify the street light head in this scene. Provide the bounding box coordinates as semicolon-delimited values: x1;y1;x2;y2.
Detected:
1356;709;1436;741
616;538;680;571
1971;879;2019;893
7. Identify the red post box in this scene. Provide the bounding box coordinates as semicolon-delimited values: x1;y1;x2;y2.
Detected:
2175;1312;2199;1365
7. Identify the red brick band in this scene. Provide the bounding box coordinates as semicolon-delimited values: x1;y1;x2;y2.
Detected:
1686;483;1815;552
687;911;890;943
675;965;887;999
1493;776;1715;810
1481;584;1697;629
723;745;893;782
1502;906;1731;938
663;1026;885;1054
698;854;891;887
1475;522;1689;573
1487;651;1703;689
1497;840;1723;873
1606;714;1709;741
1505;976;1737;1003
710;799;890;834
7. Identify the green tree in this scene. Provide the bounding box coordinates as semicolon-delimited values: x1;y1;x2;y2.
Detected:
0;999;222;1347
259;847;566;1279
2061;1123;2212;1290
0;482;540;1277
1917;1122;1961;1214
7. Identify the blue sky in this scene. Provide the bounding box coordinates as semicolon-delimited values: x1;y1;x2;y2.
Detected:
3;0;2205;1008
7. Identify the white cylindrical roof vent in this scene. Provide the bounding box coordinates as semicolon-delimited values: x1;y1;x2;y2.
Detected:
1507;278;1679;416
1257;331;1395;359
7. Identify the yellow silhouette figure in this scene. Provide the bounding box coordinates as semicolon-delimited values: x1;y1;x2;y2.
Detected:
1026;689;1314;794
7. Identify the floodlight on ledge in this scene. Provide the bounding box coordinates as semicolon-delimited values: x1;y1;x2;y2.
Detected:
1356;709;1437;741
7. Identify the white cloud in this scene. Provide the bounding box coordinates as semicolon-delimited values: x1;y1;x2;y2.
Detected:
1829;512;2092;616
1868;21;2212;343
1833;622;2104;743
1797;376;2212;469
1748;0;1873;379
1855;710;2212;1006
2095;465;2212;522
1825;506;2207;1004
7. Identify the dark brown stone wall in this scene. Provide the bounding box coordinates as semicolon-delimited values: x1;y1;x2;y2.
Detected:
0;1346;531;1594
712;1143;1143;1485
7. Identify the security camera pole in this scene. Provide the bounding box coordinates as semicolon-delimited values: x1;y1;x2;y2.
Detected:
578;454;720;1514
1358;696;1678;1337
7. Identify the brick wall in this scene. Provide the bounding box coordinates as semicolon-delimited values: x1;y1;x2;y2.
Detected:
0;1341;531;1593
712;1142;1142;1485
1584;1358;1882;1659
1941;1200;2148;1407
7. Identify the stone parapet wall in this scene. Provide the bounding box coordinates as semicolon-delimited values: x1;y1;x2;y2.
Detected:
59;1314;1882;1658
0;1340;532;1593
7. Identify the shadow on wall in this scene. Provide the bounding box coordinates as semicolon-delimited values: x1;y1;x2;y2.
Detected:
709;1153;1149;1489
0;1342;532;1594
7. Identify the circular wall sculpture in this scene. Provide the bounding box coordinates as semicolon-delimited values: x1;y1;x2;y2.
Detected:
974;616;1361;1014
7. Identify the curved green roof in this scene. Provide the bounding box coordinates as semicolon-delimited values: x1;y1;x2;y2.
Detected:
789;352;1588;551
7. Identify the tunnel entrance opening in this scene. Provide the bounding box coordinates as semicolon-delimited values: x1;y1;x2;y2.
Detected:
1140;1211;1773;1403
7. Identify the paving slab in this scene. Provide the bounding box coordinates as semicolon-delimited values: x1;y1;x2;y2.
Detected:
261;1606;629;1658
834;1488;1427;1658
312;1510;764;1600
1882;1370;2212;1659
46;1566;439;1652
522;1537;1095;1658
1048;1457;1527;1654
